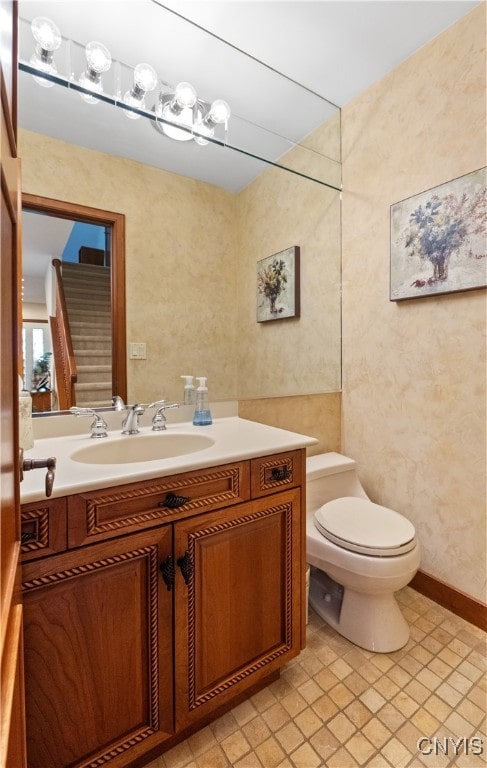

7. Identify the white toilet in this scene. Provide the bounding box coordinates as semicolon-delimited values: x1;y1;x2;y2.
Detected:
306;452;420;653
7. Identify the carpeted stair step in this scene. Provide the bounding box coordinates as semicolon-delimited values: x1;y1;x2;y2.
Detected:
75;349;112;357
75;353;112;368
76;365;112;385
63;296;110;309
60;262;113;408
75;381;112;398
63;276;110;289
70;322;111;337
71;335;112;351
63;271;110;281
68;309;112;321
75;385;113;408
62;263;110;279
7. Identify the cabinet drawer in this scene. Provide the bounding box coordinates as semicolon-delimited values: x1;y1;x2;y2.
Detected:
68;461;250;547
20;498;67;561
251;450;303;498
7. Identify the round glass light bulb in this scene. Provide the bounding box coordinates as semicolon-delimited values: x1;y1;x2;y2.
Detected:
31;17;61;52
208;99;231;124
134;63;157;93
173;81;197;109
85;41;111;73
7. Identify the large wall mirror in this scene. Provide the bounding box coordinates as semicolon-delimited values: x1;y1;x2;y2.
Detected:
22;194;126;412
18;2;342;412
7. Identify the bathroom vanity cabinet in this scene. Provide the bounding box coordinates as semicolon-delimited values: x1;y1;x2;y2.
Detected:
20;449;306;768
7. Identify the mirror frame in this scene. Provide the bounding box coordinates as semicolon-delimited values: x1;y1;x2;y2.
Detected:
22;193;127;408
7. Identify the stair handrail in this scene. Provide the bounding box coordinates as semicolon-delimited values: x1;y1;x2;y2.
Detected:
51;258;77;410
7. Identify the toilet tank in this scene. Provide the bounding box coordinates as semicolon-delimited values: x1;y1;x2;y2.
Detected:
306;452;369;514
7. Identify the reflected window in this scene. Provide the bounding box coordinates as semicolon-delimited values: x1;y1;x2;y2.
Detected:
22;321;52;392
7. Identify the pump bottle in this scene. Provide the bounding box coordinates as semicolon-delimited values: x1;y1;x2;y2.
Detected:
180;375;195;405
193;377;212;426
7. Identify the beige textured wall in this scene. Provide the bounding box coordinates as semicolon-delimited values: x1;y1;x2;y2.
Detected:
19;131;239;404
239;393;341;455
233;116;342;449
236;162;341;399
236;115;341;400
234;115;342;445
341;5;486;602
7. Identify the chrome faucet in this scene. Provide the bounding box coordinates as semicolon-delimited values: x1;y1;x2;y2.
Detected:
121;403;145;434
70;407;108;439
148;401;179;431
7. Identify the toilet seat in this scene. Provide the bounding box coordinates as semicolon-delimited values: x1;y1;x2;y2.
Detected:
314;497;416;557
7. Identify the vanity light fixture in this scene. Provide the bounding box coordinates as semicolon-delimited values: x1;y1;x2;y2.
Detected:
25;18;231;143
122;62;158;119
78;41;112;104
29;16;62;88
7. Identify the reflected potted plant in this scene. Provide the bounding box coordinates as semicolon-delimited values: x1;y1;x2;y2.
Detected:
32;352;52;391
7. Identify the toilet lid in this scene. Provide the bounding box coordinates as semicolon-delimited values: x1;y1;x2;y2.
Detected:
314;497;416;556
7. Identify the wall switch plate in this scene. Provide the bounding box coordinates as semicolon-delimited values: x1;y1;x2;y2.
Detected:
129;342;147;359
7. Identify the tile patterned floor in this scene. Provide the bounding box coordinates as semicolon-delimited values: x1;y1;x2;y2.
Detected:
145;588;486;768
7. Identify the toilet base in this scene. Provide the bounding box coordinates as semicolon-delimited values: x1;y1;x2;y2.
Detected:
309;569;410;653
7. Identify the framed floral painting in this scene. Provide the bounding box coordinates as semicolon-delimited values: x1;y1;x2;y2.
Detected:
256;246;300;322
390;167;486;301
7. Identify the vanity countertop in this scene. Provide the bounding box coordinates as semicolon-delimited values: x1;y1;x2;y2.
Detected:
21;417;317;503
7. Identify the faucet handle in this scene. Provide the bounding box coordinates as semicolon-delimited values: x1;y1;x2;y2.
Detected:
148;401;179;431
69;407;108;439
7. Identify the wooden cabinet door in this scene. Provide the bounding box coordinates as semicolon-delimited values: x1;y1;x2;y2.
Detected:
22;527;174;768
174;490;302;730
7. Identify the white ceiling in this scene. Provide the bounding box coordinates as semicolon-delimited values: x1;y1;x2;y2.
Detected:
22;211;74;302
159;0;479;106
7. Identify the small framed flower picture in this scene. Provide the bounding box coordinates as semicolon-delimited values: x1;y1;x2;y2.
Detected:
256;246;300;322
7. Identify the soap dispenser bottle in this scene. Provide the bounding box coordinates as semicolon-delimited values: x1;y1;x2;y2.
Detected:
193;377;212;426
181;375;195;405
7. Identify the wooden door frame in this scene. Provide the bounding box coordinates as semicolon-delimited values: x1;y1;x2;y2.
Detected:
21;194;127;405
1;1;27;764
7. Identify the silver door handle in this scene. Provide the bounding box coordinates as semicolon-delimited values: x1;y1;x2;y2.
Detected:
19;448;56;497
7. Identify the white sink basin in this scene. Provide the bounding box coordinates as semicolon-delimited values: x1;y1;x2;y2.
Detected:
70;432;214;464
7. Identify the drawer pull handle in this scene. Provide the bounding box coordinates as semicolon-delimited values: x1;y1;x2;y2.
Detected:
177;551;193;585
159;492;191;509
21;531;37;545
271;467;291;481
160;556;175;591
